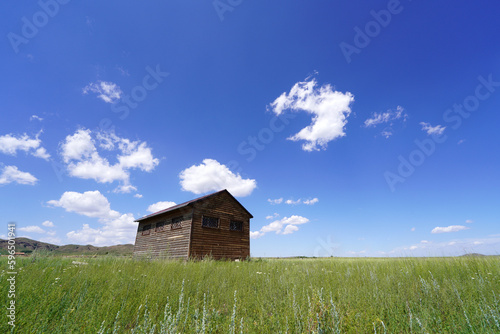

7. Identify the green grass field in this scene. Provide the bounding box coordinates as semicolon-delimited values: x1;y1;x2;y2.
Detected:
1;255;499;333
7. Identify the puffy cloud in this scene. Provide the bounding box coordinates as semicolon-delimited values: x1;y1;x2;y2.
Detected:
83;81;122;103
60;129;95;163
48;190;138;246
179;159;256;197
250;215;309;238
66;213;137;246
431;225;470;234
147;201;177;213
18;225;45;234
42;220;55;227
420;122;446;136
60;129;159;191
282;225;299;235
269;78;354;151
0;132;50;160
47;190;120;219
285;199;301;205
134;194;143;198
0;165;38;185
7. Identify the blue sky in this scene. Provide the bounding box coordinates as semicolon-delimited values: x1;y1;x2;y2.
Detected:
1;0;499;257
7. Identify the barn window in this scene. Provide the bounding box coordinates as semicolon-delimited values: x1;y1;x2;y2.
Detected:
230;220;243;231
172;216;183;229
142;224;152;235
155;221;166;232
202;216;219;228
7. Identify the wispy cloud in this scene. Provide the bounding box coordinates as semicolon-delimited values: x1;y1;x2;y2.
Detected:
83;81;122;103
431;225;470;234
364;106;407;138
268;198;283;205
420;122;446;136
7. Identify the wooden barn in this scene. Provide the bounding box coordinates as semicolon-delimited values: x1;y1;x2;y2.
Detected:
133;189;252;260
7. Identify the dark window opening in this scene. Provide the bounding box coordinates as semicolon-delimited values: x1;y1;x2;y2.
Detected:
142;224;151;235
230;220;243;231
155;221;166;232
172;216;183;229
202;216;219;228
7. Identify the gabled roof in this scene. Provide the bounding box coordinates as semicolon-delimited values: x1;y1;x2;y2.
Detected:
135;189;253;222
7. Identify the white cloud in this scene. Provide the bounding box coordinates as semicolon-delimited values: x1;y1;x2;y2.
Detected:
18;225;45;234
364;106;407;138
48;190;137;246
147;201;177;213
30;115;43;121
114;185;138;194
268;197;318;205
60;129;159;191
48;190;120;219
265;213;279;220
465;219;474;224
282;225;299;235
250;215;309;238
250;231;265;239
42;220;55;227
364;106;407;127
411;227;416;232
66;213;137;246
83;81;122;103
179;159;256;197
421;240;429;244
0;132;50;160
420;122;446;136
269;77;354;151
303;198;319;205
0;165;38;185
134;194;143;198
431;225;470;234
268;198;283;205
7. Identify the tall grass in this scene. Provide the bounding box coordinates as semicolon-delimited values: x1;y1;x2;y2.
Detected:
1;256;499;333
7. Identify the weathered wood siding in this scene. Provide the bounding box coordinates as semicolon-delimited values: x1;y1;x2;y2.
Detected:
133;208;192;259
189;191;251;260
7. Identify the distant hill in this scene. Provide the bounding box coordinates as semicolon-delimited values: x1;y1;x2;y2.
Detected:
461;253;486;257
0;237;134;256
